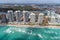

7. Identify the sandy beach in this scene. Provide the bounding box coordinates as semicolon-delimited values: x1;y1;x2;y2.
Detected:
0;24;60;28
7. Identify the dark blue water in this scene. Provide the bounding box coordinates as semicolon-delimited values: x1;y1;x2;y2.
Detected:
0;26;60;40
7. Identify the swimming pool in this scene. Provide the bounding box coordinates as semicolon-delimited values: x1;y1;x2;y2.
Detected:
0;26;60;40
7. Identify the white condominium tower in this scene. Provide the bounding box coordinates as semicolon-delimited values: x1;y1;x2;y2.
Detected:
55;14;60;23
50;11;56;16
50;16;56;23
38;13;44;24
30;12;36;24
23;11;30;24
14;10;22;23
47;11;56;17
47;11;51;16
47;10;57;23
7;10;14;22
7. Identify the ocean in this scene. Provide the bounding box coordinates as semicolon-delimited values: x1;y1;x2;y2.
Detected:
0;26;60;40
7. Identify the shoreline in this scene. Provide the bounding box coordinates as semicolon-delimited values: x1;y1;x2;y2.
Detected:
0;24;60;28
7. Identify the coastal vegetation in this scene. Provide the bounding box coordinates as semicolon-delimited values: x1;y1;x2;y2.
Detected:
0;6;42;12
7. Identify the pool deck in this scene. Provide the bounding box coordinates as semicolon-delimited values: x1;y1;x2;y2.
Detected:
0;24;60;28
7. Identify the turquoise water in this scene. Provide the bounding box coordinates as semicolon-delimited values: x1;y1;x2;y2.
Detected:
0;26;60;40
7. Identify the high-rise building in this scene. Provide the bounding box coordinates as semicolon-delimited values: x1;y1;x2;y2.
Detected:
47;11;56;17
50;16;56;23
30;12;36;24
7;10;14;22
56;14;60;23
50;11;56;16
6;14;8;19
38;13;44;24
1;14;8;23
14;10;22;23
23;11;30;24
47;11;51;16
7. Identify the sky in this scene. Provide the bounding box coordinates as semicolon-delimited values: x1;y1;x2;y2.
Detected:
0;0;60;4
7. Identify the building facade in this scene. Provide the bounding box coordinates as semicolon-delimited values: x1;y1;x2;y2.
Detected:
23;11;30;24
38;13;44;24
30;12;36;24
7;10;14;22
14;10;22;23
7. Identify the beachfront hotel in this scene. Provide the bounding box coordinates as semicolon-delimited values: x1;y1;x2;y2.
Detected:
47;10;60;25
38;13;44;24
14;10;22;23
0;10;60;26
30;12;36;24
7;10;14;22
23;11;30;24
6;10;45;25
